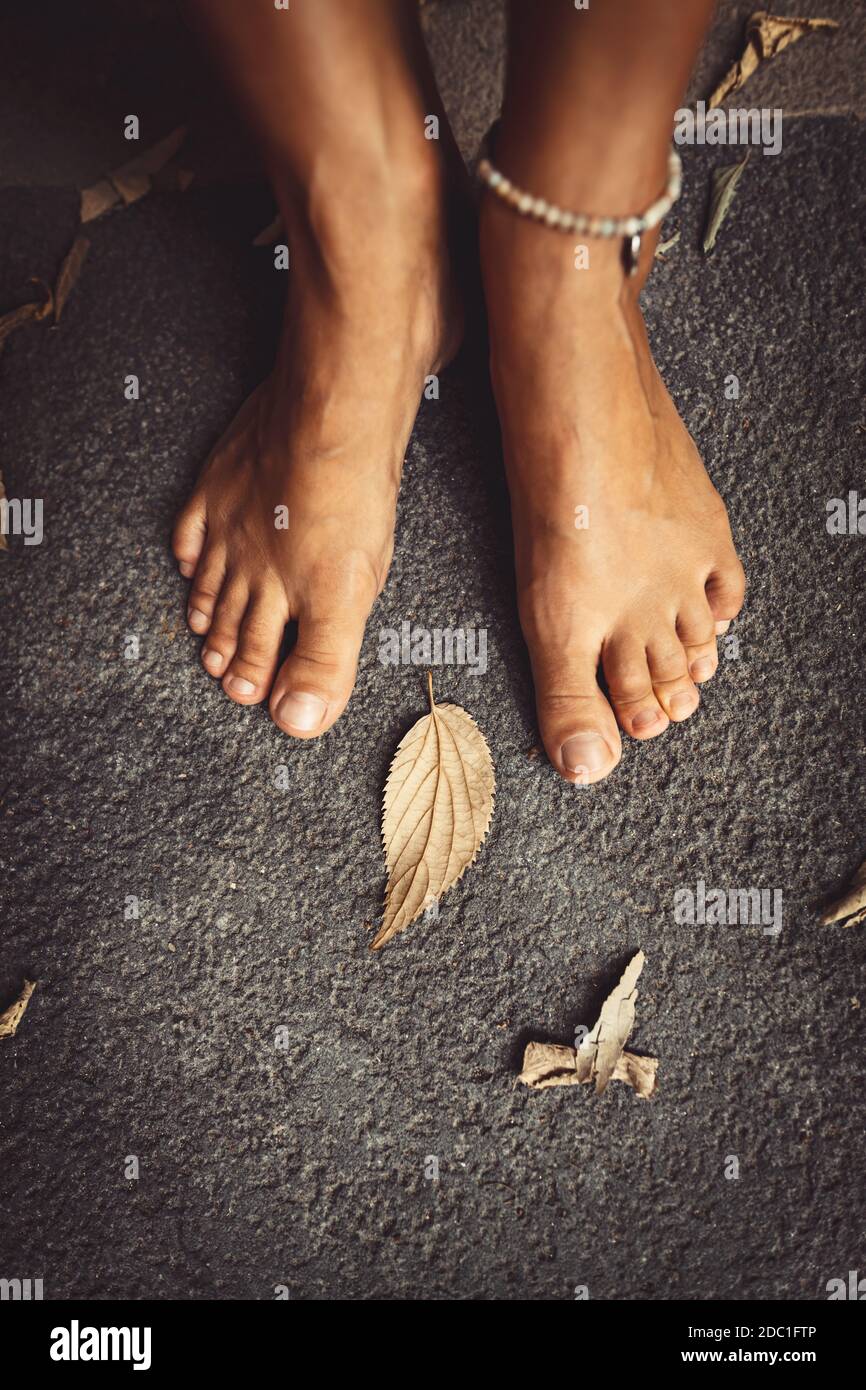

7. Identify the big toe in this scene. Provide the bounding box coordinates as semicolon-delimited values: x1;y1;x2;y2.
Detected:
527;624;622;784
269;602;368;739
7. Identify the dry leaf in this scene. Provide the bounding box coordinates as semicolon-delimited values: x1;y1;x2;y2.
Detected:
252;212;285;247
54;235;90;323
79;179;121;223
0;279;54;352
518;951;656;1098
707;11;839;109
518;1040;657;1099
702;152;750;254
80;125;189;223
522;1045;656;1095
655;229;681;258
821;858;866;927
371;672;494;949
575;950;646;1094
0;979;36;1039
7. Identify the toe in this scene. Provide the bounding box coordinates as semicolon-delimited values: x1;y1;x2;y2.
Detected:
200;577;248;679
684;639;719;684
526;624;621;784
222;588;288;705
602;633;669;740
647;631;700;722
677;601;718;685
173;495;207;579
186;545;226;636
270;603;367;739
706;556;746;626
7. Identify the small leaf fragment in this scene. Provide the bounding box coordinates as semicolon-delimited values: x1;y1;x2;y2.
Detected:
54;235;90;323
821;857;866;926
518;951;656;1099
575;949;646;1094
371;672;494;949
518;1042;657;1099
0;279;54;352
0;979;37;1039
80;125;189;222
702;152;750;255
655;229;681;258
707;10;839;109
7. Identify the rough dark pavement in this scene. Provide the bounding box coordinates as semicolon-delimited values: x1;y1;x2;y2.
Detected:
1;1;864;1301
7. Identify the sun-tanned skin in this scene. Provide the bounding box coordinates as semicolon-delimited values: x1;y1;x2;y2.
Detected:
173;0;462;736
174;0;744;780
172;160;461;736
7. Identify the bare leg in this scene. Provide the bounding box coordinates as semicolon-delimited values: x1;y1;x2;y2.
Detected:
173;0;465;735
481;0;746;784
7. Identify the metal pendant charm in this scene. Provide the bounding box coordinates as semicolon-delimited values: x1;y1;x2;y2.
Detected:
624;232;642;277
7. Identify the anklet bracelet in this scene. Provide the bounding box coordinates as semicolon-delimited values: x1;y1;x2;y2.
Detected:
477;127;681;276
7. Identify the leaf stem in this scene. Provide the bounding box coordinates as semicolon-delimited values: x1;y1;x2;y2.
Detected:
426;669;434;712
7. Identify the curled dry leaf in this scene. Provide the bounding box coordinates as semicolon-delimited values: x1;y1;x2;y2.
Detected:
518;950;656;1099
0;979;37;1039
371;672;494;950
80;125;189;223
707;10;839;109
702;152;750;254
54;236;90;323
821;857;866;927
519;1041;657;1100
0;279;53;353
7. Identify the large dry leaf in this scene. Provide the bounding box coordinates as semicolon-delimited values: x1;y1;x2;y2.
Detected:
371;673;494;950
519;1041;657;1099
54;235;90;323
821;858;866;927
702;153;750;254
0;979;36;1039
80;125;189;222
707;11;839;109
577;950;646;1094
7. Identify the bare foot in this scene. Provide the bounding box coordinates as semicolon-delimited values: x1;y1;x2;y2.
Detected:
481;205;745;785
173;157;462;737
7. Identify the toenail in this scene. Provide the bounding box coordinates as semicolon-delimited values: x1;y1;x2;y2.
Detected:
178;561;195;578
714;619;731;635
277;691;327;731
188;608;209;633
633;707;662;732
670;690;698;717
562;733;610;777
226;675;256;697
690;657;715;681
202;648;223;673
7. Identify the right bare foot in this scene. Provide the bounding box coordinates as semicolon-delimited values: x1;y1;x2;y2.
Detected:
173;155;463;737
481;187;746;786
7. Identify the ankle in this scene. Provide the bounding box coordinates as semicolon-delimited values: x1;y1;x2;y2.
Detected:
272;137;448;269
